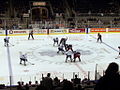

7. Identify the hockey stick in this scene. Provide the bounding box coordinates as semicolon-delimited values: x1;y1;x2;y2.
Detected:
9;43;14;46
27;61;35;65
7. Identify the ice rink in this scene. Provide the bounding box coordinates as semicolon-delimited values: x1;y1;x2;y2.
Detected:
0;33;120;85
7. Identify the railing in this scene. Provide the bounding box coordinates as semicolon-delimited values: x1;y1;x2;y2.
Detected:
0;67;104;86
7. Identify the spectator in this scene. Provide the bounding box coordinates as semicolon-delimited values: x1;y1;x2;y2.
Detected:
24;83;29;90
35;84;47;90
62;79;74;90
35;81;39;86
81;78;89;84
53;77;60;89
17;81;25;90
28;81;32;86
77;84;83;90
94;62;120;90
35;81;47;90
42;73;53;90
71;74;81;86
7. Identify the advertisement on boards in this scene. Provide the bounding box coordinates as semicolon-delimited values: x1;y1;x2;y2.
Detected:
69;28;85;33
108;28;120;32
49;29;68;34
90;28;106;32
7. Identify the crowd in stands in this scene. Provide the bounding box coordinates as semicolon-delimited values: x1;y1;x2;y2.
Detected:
0;0;120;29
0;62;118;90
1;15;120;29
0;0;120;18
16;73;85;90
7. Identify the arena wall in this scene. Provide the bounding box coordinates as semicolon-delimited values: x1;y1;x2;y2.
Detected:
0;28;120;36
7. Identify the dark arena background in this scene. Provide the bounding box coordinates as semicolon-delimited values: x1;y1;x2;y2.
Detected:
0;0;120;90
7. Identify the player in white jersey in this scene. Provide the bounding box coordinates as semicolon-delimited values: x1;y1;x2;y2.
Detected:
115;46;120;59
65;49;73;62
4;37;10;47
19;52;28;66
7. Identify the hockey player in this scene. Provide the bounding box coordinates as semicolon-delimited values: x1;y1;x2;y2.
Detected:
97;33;102;43
115;46;120;59
4;37;10;47
20;52;28;66
53;37;59;46
57;45;64;54
59;38;68;49
67;44;73;52
73;51;81;62
65;49;73;62
28;30;34;40
65;44;69;51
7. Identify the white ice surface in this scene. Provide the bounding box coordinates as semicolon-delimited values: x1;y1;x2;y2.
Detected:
0;33;120;85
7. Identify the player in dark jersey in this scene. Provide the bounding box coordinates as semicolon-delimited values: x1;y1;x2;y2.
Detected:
28;30;34;40
53;37;59;46
57;45;64;54
59;38;67;46
73;51;81;62
59;38;68;49
67;44;73;52
97;33;102;43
